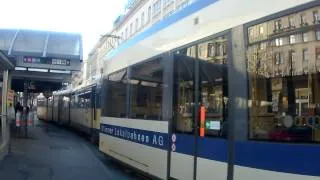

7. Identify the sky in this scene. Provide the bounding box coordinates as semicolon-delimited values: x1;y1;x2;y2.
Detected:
0;0;127;59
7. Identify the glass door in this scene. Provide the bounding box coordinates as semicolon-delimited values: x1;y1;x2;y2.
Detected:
169;49;197;180
169;36;229;180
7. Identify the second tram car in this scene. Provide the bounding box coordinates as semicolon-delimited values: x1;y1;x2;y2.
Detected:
37;84;101;143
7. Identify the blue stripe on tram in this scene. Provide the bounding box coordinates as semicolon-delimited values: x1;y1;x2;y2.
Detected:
101;124;320;177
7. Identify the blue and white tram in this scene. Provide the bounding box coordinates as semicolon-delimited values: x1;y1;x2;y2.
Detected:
99;0;320;180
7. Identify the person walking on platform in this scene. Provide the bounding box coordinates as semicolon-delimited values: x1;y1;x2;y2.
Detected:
7;103;15;135
14;102;23;136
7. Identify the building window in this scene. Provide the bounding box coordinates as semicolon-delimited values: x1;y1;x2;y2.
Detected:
289;16;295;28
289;35;296;44
316;30;320;40
300;14;307;26
248;27;254;41
141;12;145;26
152;0;162;17
207;43;214;57
275;52;283;65
290;50;296;67
303;32;308;42
274;19;282;31
316;47;320;60
135;18;139;32
259;26;264;34
125;28;128;39
130;23;133;35
148;6;151;22
313;11;320;24
303;49;308;61
121;32;124;42
163;0;173;7
275;38;283;46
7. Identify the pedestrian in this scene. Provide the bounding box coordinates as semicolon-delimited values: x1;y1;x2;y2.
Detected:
7;102;15;135
14;102;23;136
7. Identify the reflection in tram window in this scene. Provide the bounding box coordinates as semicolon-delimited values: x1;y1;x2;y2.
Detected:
247;11;320;142
172;37;229;137
198;38;228;137
173;46;196;133
103;69;128;118
128;58;164;120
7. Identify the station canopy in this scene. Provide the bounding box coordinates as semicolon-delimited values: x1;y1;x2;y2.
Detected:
0;29;83;92
0;29;82;60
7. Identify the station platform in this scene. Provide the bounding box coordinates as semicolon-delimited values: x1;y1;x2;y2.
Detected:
0;120;140;180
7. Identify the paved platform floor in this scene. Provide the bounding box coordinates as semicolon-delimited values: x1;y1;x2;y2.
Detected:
0;121;141;180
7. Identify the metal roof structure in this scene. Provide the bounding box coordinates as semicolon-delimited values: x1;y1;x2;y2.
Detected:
0;29;83;60
0;51;14;72
0;29;83;93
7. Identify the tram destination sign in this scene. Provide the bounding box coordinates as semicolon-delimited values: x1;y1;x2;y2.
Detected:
23;56;70;66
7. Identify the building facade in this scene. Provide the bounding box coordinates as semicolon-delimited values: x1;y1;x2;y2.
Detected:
83;0;200;85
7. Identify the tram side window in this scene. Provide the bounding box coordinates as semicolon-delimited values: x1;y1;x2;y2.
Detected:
128;58;164;120
79;92;91;108
247;24;320;143
71;94;78;108
104;69;128;118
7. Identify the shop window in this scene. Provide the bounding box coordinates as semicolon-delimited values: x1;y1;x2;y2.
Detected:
103;69;128;118
247;25;320;142
128;58;164;120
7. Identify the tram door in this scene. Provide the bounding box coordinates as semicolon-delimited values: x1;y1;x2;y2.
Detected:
170;43;228;180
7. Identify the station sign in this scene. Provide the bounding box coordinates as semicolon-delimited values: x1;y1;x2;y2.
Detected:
23;56;70;66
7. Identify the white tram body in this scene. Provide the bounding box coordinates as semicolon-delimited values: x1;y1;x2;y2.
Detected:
100;0;320;180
